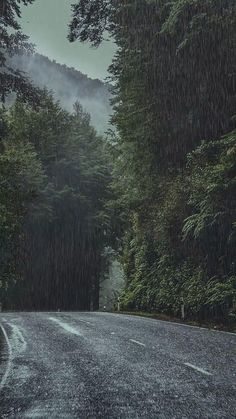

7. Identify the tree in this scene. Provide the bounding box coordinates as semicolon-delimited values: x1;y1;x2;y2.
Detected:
0;137;45;297
1;94;111;311
0;0;38;101
69;1;236;321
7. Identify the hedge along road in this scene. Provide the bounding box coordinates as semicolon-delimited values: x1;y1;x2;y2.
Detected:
0;312;236;418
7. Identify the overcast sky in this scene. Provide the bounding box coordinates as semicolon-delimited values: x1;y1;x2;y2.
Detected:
20;0;116;81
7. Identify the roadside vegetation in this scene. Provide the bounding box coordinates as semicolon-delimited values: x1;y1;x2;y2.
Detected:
0;1;236;323
70;0;236;323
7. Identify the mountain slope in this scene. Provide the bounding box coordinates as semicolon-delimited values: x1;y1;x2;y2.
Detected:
12;53;111;132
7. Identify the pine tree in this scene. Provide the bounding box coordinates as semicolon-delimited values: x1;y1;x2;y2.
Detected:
0;0;38;101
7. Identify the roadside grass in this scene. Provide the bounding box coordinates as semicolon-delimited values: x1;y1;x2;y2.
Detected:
109;310;236;333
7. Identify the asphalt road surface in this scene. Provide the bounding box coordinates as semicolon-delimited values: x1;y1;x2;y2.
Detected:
0;312;236;418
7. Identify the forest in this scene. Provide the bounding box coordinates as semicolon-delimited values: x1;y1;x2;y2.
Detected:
0;0;236;322
10;53;111;132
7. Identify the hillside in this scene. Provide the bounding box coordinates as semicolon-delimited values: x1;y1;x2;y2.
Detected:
11;53;111;133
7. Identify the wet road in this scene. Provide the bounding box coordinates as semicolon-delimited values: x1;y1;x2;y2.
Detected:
0;312;236;418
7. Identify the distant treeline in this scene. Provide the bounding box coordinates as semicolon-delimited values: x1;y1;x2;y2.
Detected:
0;95;110;310
70;0;236;322
10;53;111;132
1;1;236;320
0;1;112;310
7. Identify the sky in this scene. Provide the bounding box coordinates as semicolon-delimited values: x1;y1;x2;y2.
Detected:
20;0;116;81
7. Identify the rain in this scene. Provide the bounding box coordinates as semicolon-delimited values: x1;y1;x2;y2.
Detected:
0;1;236;418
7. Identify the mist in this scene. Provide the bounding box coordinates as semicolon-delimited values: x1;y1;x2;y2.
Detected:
11;53;112;134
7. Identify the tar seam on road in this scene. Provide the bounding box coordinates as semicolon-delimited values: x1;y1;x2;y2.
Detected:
129;339;146;347
49;317;82;336
184;362;212;376
0;323;12;392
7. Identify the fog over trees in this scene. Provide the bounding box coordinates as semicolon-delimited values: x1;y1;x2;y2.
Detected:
0;0;236;323
0;1;112;310
10;54;111;133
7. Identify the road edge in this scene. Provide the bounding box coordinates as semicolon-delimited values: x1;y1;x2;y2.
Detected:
108;311;236;336
0;323;12;392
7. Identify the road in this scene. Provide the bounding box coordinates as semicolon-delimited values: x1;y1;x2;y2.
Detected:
0;312;236;418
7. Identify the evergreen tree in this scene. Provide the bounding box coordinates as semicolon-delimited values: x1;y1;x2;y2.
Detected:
0;0;38;101
69;0;236;321
1;94;111;310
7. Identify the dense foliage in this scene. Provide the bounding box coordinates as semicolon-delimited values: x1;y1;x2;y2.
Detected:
0;0;235;319
0;95;110;310
10;53;111;132
0;0;113;310
70;0;236;321
0;0;39;102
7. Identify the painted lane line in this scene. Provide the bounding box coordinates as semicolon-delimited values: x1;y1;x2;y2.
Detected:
129;339;146;347
11;324;27;353
0;324;13;392
49;317;82;336
184;362;212;376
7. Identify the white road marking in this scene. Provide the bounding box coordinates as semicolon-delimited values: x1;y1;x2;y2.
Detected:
11;324;27;353
129;339;146;347
111;332;115;335
184;362;212;376
49;317;82;336
0;324;12;392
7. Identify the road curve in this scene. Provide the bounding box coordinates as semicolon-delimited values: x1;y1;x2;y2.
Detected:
0;312;235;418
